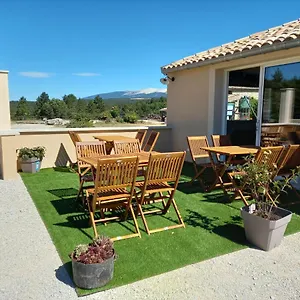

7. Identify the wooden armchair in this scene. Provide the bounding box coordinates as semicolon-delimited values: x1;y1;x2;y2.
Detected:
134;152;186;235
135;130;147;147
69;131;82;146
86;156;141;240
75;141;107;203
187;136;212;190
113;139;141;154
228;146;284;206
142;131;160;152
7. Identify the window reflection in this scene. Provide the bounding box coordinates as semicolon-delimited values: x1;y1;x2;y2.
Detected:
263;62;300;123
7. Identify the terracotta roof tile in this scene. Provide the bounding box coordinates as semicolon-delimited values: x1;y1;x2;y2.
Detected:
162;19;300;72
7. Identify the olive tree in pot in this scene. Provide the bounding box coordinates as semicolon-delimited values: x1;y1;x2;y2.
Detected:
70;236;115;289
232;152;300;251
18;146;46;173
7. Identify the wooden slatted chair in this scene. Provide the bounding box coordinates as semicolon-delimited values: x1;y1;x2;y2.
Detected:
86;156;141;240
135;130;147;147
187;136;212;190
276;144;300;203
113;139;141;154
69;131;82;146
211;134;245;165
134;152;186;235
142;131;160;152
75;141;107;203
228;146;284;206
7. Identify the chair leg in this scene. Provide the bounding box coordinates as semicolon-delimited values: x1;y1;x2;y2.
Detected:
87;200;98;238
137;203;150;235
129;205;141;238
76;180;84;203
171;198;185;227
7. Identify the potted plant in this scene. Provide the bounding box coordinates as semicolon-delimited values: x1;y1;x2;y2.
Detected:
232;152;300;251
70;236;115;289
18;146;46;173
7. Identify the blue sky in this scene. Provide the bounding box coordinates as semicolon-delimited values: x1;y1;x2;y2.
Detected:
1;0;300;100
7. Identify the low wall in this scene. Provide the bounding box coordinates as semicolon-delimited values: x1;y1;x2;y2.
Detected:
0;126;172;180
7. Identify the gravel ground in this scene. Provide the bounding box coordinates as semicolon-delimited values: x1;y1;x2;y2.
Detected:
1;175;300;300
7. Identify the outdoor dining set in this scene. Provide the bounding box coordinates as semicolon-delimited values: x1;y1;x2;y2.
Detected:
187;135;300;206
69;130;185;241
68;130;300;242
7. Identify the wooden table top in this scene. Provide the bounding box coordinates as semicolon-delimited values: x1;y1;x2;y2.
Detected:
79;151;159;167
94;135;137;142
200;146;258;156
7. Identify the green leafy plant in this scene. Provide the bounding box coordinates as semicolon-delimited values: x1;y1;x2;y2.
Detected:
232;151;300;220
70;236;115;264
18;146;46;161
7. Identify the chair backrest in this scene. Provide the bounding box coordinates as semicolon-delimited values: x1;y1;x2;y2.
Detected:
187;136;210;162
143;131;160;152
76;141;107;171
255;146;284;175
135;130;147;146
144;152;186;187
113;139;141;154
69;131;82;146
211;134;232;147
279;144;300;171
92;156;139;208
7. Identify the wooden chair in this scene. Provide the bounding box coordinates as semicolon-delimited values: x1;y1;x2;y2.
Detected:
75;141;107;203
187;136;212;190
135;130;147;147
211;134;245;165
276;144;300;203
142;131;160;152
113;139;141;154
228;146;284;206
86;156;141;240
69;131;82;146
134;152;186;235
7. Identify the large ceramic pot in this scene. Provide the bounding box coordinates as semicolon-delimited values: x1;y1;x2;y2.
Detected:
241;204;292;251
72;256;114;289
20;157;42;173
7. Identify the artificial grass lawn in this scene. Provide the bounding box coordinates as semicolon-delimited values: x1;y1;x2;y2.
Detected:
21;165;300;296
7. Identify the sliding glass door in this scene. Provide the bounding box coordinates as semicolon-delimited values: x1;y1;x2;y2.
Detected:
261;61;300;144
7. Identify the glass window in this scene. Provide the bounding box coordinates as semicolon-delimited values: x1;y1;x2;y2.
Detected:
263;62;300;123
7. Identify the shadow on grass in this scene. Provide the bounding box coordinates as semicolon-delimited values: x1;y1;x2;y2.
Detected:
55;262;74;288
48;188;78;198
53;166;74;173
185;209;247;245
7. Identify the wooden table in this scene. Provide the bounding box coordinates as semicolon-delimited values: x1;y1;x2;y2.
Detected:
79;151;159;168
200;146;258;194
94;135;137;153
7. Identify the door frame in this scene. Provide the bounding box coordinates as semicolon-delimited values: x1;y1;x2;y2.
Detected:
223;56;300;145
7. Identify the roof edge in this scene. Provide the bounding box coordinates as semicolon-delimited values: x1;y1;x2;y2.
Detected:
161;39;300;74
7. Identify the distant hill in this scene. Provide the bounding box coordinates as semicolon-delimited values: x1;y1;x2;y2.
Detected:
84;88;167;100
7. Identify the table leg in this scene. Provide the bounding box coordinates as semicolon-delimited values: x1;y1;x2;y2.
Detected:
208;154;233;195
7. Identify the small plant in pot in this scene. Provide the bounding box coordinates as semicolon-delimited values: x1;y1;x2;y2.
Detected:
232;152;300;251
18;146;46;173
70;236;115;289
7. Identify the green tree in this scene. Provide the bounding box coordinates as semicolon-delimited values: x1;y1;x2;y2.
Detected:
15;96;30;120
94;96;105;112
40;102;54;119
35;92;50;118
50;99;68;118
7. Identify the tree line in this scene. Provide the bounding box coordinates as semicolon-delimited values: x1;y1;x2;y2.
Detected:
10;92;167;127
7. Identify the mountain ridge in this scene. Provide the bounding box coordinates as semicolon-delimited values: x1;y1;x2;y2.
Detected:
84;88;167;100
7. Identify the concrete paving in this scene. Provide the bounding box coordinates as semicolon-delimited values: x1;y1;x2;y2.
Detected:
1;175;300;300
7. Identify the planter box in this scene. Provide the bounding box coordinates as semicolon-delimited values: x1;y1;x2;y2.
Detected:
72;256;114;289
20;157;42;173
241;204;292;251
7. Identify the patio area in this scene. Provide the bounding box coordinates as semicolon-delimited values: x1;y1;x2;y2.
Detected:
2;163;300;298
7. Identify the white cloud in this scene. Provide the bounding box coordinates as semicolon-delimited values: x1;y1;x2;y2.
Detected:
18;72;53;78
72;72;101;77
